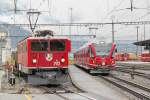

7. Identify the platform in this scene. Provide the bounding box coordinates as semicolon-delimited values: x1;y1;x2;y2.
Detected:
0;94;63;100
69;65;129;100
0;93;113;100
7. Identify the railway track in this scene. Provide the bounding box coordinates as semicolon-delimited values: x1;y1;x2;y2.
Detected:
41;85;97;100
115;68;150;80
99;75;150;100
41;86;70;100
116;65;150;70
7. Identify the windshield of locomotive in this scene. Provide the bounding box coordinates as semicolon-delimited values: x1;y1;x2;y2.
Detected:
50;40;66;51
31;41;48;51
94;43;112;57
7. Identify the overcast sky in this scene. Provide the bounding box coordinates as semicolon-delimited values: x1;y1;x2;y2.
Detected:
1;0;149;23
0;0;150;41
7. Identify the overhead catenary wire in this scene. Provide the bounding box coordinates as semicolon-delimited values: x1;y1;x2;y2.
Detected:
103;0;150;23
36;0;46;10
103;0;126;20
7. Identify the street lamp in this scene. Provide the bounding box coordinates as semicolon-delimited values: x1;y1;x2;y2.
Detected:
136;26;139;55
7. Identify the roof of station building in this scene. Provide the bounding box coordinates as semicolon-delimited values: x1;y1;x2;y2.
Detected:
133;39;150;46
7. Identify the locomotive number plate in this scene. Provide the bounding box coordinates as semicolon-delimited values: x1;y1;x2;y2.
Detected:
54;61;60;66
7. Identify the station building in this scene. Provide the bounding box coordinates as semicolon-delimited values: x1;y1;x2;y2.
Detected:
115;40;139;54
134;39;150;53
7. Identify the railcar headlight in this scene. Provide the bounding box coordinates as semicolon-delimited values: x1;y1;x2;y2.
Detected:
61;58;65;63
93;60;95;64
111;60;115;64
33;59;37;63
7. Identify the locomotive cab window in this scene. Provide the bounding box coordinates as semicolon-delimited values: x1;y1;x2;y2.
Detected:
88;48;94;58
31;41;48;51
50;40;66;51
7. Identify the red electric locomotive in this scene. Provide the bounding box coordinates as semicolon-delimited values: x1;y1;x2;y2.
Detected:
17;30;71;85
74;41;116;74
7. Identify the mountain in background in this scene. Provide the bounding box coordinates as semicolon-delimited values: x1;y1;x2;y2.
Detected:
0;22;30;49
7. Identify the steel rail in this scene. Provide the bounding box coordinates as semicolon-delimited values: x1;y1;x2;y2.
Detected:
110;75;150;92
41;86;96;100
99;76;150;100
116;64;150;70
41;86;70;100
60;86;97;100
115;69;150;80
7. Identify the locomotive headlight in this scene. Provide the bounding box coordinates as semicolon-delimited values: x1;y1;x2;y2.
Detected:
33;59;37;63
102;62;105;66
61;58;65;63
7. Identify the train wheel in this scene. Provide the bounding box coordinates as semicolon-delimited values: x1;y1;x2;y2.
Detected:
87;69;90;73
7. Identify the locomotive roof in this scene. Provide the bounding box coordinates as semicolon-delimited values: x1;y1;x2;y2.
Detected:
27;36;70;40
35;30;54;37
18;36;70;45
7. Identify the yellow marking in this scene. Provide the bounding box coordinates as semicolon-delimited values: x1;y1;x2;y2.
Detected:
25;94;32;100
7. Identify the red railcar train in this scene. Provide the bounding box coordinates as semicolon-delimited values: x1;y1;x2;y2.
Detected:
17;30;71;84
140;53;150;62
74;41;116;74
115;53;138;61
115;53;127;61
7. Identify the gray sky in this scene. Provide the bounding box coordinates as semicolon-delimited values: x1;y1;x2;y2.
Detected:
2;0;148;23
0;0;149;23
0;0;150;41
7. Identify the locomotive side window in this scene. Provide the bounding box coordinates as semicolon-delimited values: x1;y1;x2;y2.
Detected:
50;40;65;51
31;41;48;51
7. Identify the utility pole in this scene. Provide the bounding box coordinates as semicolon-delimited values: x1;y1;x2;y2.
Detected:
143;24;145;40
69;8;73;39
130;0;133;11
47;0;52;16
12;0;17;23
111;17;115;43
147;0;150;13
14;0;17;14
136;26;139;55
136;26;139;42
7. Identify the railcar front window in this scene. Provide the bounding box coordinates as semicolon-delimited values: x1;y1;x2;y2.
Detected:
31;41;48;51
50;40;65;51
95;44;111;57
